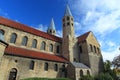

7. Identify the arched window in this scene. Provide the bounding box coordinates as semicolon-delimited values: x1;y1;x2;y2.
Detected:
10;33;17;43
41;41;46;50
54;64;58;71
67;16;70;20
90;44;93;52
0;29;4;35
50;44;53;52
44;63;48;71
56;45;60;53
79;45;82;53
87;70;90;75
21;36;28;46
97;47;100;54
29;61;35;70
8;68;17;80
32;39;37;48
0;30;5;41
94;46;96;53
80;70;83;77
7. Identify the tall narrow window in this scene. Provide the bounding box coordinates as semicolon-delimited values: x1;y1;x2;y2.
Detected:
41;41;46;50
21;36;28;46
90;44;93;52
29;61;35;70
44;63;48;71
67;16;70;20
50;44;53;52
94;46;96;53
54;64;58;71
79;45;82;53
10;33;17;43
32;39;37;48
0;30;5;41
97;47;100;54
56;45;60;53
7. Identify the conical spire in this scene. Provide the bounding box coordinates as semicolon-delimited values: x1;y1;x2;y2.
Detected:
47;18;56;35
64;5;72;16
48;18;56;30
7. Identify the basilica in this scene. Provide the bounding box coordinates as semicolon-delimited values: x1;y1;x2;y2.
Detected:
0;6;104;80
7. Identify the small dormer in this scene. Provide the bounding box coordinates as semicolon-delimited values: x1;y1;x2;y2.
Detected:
47;18;56;35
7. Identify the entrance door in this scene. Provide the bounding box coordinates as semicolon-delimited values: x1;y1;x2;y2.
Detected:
8;68;17;80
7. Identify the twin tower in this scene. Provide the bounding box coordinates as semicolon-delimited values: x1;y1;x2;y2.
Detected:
47;5;75;62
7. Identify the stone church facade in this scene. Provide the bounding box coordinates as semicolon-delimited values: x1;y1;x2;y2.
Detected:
0;6;104;80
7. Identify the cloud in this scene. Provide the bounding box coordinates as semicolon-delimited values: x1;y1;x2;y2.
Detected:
34;24;62;37
56;30;62;37
34;24;48;32
69;0;120;35
0;8;9;18
102;47;120;61
68;0;120;61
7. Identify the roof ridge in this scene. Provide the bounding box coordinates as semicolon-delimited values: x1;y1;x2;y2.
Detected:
0;16;61;42
77;31;91;42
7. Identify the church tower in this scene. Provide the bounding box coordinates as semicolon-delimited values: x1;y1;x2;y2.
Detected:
47;18;56;35
62;5;75;62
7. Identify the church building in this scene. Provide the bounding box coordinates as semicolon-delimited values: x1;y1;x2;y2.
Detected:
0;5;104;80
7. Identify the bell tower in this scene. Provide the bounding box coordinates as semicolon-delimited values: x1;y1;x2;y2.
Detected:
47;18;56;35
62;5;75;62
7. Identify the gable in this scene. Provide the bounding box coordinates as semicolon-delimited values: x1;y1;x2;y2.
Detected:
86;32;100;47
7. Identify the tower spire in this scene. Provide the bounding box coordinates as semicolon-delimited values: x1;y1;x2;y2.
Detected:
64;5;72;16
47;18;56;35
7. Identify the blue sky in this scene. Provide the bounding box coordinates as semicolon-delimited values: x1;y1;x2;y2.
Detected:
0;0;120;61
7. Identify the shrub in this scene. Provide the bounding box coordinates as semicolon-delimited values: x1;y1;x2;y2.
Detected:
95;73;113;80
80;75;94;80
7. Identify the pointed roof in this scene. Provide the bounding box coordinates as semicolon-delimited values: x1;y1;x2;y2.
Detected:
48;18;56;30
64;5;72;16
77;31;91;42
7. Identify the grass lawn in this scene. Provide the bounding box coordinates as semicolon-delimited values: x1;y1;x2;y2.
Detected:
21;77;70;80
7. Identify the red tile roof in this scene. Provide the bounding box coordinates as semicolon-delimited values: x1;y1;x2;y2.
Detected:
77;31;91;42
0;16;61;42
5;45;68;63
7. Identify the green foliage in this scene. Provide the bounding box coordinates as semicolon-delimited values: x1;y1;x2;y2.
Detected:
104;60;111;73
21;77;70;80
80;75;94;80
95;73;113;80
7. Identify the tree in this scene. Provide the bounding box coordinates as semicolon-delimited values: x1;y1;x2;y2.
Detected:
112;55;120;68
104;60;111;72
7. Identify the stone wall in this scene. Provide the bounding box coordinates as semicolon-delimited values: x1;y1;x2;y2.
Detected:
0;55;66;80
0;40;7;64
0;24;61;55
67;63;75;80
79;32;104;76
75;68;91;80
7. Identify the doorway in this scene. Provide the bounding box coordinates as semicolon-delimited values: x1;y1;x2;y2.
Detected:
8;68;17;80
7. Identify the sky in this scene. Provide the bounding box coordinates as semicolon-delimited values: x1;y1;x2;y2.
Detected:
0;0;120;61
